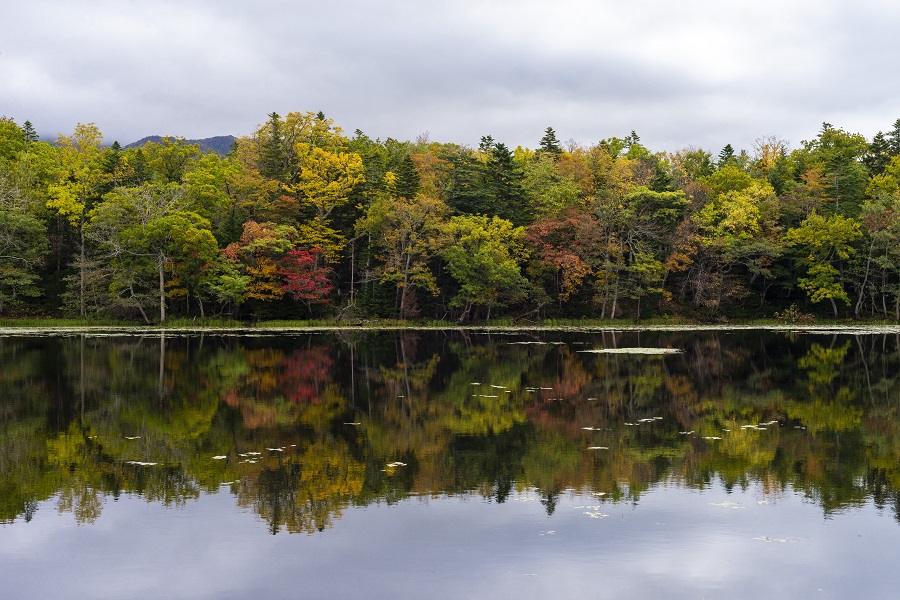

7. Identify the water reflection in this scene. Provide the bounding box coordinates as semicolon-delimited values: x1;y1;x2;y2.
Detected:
2;329;900;532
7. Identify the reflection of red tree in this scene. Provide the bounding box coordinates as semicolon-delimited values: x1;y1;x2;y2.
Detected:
281;348;333;404
222;388;276;429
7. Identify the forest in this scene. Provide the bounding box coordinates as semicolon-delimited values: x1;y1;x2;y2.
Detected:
2;112;900;323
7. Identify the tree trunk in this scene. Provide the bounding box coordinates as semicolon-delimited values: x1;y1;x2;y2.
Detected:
130;282;150;324
79;226;86;318
349;240;356;306
855;241;874;317
400;251;412;318
158;255;166;323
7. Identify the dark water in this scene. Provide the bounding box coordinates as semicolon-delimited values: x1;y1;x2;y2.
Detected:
2;328;900;599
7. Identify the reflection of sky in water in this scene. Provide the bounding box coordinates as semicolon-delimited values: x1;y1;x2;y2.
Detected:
3;481;899;600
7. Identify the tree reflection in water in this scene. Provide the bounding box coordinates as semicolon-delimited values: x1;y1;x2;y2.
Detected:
2;329;900;530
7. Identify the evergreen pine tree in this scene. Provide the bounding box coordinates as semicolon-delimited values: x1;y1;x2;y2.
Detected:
22;120;38;143
395;154;420;199
887;118;900;156
487;142;528;225
865;132;891;175
260;112;285;181
539;127;562;154
626;130;640;148
717;144;735;168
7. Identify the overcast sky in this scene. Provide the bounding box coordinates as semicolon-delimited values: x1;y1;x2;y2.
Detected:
4;0;899;153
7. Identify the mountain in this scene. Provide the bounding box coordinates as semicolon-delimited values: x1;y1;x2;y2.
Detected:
124;135;236;156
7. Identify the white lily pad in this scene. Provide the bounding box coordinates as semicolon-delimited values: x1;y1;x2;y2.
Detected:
578;348;682;355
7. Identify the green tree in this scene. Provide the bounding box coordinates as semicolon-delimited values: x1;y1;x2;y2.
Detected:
46;123;105;317
0;209;48;314
0;117;27;164
86;183;219;322
538;127;562;155
440;215;529;321
357;193;448;317
394;154;421;200
785;211;861;316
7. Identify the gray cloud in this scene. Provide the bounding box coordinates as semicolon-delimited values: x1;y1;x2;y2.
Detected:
4;0;898;153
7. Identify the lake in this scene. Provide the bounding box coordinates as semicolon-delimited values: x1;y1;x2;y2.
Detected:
2;327;900;599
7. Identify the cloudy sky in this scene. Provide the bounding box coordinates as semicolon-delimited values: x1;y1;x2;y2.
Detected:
4;0;899;153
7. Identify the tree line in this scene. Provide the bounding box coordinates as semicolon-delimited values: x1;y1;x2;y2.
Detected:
3;112;900;322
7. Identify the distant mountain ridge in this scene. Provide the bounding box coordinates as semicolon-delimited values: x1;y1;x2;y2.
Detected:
124;135;236;156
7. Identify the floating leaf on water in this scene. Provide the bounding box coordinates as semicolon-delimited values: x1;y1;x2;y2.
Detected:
709;501;745;509
125;436;141;440
386;461;407;467
679;431;695;435
267;447;283;452
703;436;722;440
470;383;481;386
578;348;682;355
584;511;609;519
344;422;361;426
753;536;795;543
246;452;261;456
212;455;227;460
587;446;609;450
125;461;157;466
490;385;506;389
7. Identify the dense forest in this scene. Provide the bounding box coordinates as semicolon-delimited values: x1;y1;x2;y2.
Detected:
3;112;900;322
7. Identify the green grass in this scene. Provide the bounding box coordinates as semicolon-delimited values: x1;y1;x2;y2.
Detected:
0;316;243;329
2;314;897;331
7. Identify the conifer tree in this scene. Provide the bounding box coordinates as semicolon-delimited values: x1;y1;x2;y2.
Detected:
394;154;420;199
22;120;38;144
539;127;562;154
718;144;735;168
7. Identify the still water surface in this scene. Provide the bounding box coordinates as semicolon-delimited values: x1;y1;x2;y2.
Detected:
2;328;900;599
